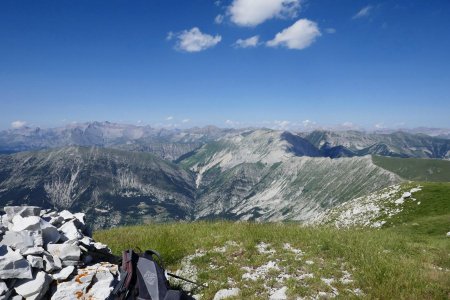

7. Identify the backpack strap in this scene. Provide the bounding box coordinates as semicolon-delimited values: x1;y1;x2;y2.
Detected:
144;249;165;269
112;249;136;299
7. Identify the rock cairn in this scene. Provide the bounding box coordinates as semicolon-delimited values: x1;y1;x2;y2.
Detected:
0;206;119;300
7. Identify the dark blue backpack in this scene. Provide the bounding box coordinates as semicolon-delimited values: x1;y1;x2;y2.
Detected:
112;249;197;300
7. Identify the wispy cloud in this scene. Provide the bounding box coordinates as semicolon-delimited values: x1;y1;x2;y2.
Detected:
267;19;321;50
168;27;222;52
353;5;373;19
234;35;260;48
325;28;336;34
11;120;27;129
228;0;301;27
214;14;224;24
182;118;191;123
166;116;174;121
374;122;385;129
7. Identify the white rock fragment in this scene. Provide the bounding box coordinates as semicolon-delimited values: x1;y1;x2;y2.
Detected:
86;266;116;299
394;198;404;205
14;271;52;300
402;192;412;198
269;286;287;300
446;232;450;237
1;231;43;254
51;266;75;281
10;216;41;232
40;219;60;244
242;261;280;281
27;255;44;269
213;288;240;300
0;245;32;279
47;244;81;261
283;243;303;255
0;281;8;295
58;220;83;241
43;254;62;273
59;210;75;221
371;220;386;228
298;273;314;280
305;260;314;265
256;242;276;255
73;212;86;224
22;247;45;256
4;206;41;220
51;263;117;300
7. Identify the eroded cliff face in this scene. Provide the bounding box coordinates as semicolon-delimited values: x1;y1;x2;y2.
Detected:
181;130;401;221
0;147;196;229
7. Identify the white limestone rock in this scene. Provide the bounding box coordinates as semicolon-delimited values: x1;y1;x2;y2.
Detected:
47;244;81;262
213;288;241;300
14;271;52;300
59;210;75;221
10;216;41;232
269;286;288;300
0;245;32;279
22;247;45;256
402;192;412;198
0;281;8;296
40;219;60;244
51;263;117;300
73;213;86;225
52;266;75;281
4;206;40;221
85;264;116;299
58;220;83;241
43;254;62;273
1;231;42;254
27;255;44;269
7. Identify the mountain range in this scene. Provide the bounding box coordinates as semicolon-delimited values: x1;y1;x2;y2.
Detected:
0;122;449;228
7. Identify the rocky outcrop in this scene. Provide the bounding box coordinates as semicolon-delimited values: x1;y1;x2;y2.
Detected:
0;206;119;300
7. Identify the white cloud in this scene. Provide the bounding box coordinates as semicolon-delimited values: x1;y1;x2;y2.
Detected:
228;0;300;27
169;27;222;52
234;35;260;48
182;118;191;123
215;14;224;24
353;5;373;19
273;120;291;130
374;122;385;129
302;119;317;128
325;28;336;34
334;122;362;131
166;116;174;121
166;31;175;40
225;119;243;127
11;120;27;129
267;19;321;50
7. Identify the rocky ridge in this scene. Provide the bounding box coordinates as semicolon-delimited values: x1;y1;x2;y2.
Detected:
0;206;118;300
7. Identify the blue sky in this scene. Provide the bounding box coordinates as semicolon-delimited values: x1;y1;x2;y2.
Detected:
1;0;449;130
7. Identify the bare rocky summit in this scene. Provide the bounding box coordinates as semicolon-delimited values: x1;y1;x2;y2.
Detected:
0;206;118;300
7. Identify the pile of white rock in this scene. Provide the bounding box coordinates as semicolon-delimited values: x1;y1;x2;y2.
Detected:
0;206;119;300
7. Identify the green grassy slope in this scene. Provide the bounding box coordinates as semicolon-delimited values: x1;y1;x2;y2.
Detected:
385;182;450;235
95;182;450;299
372;155;450;182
